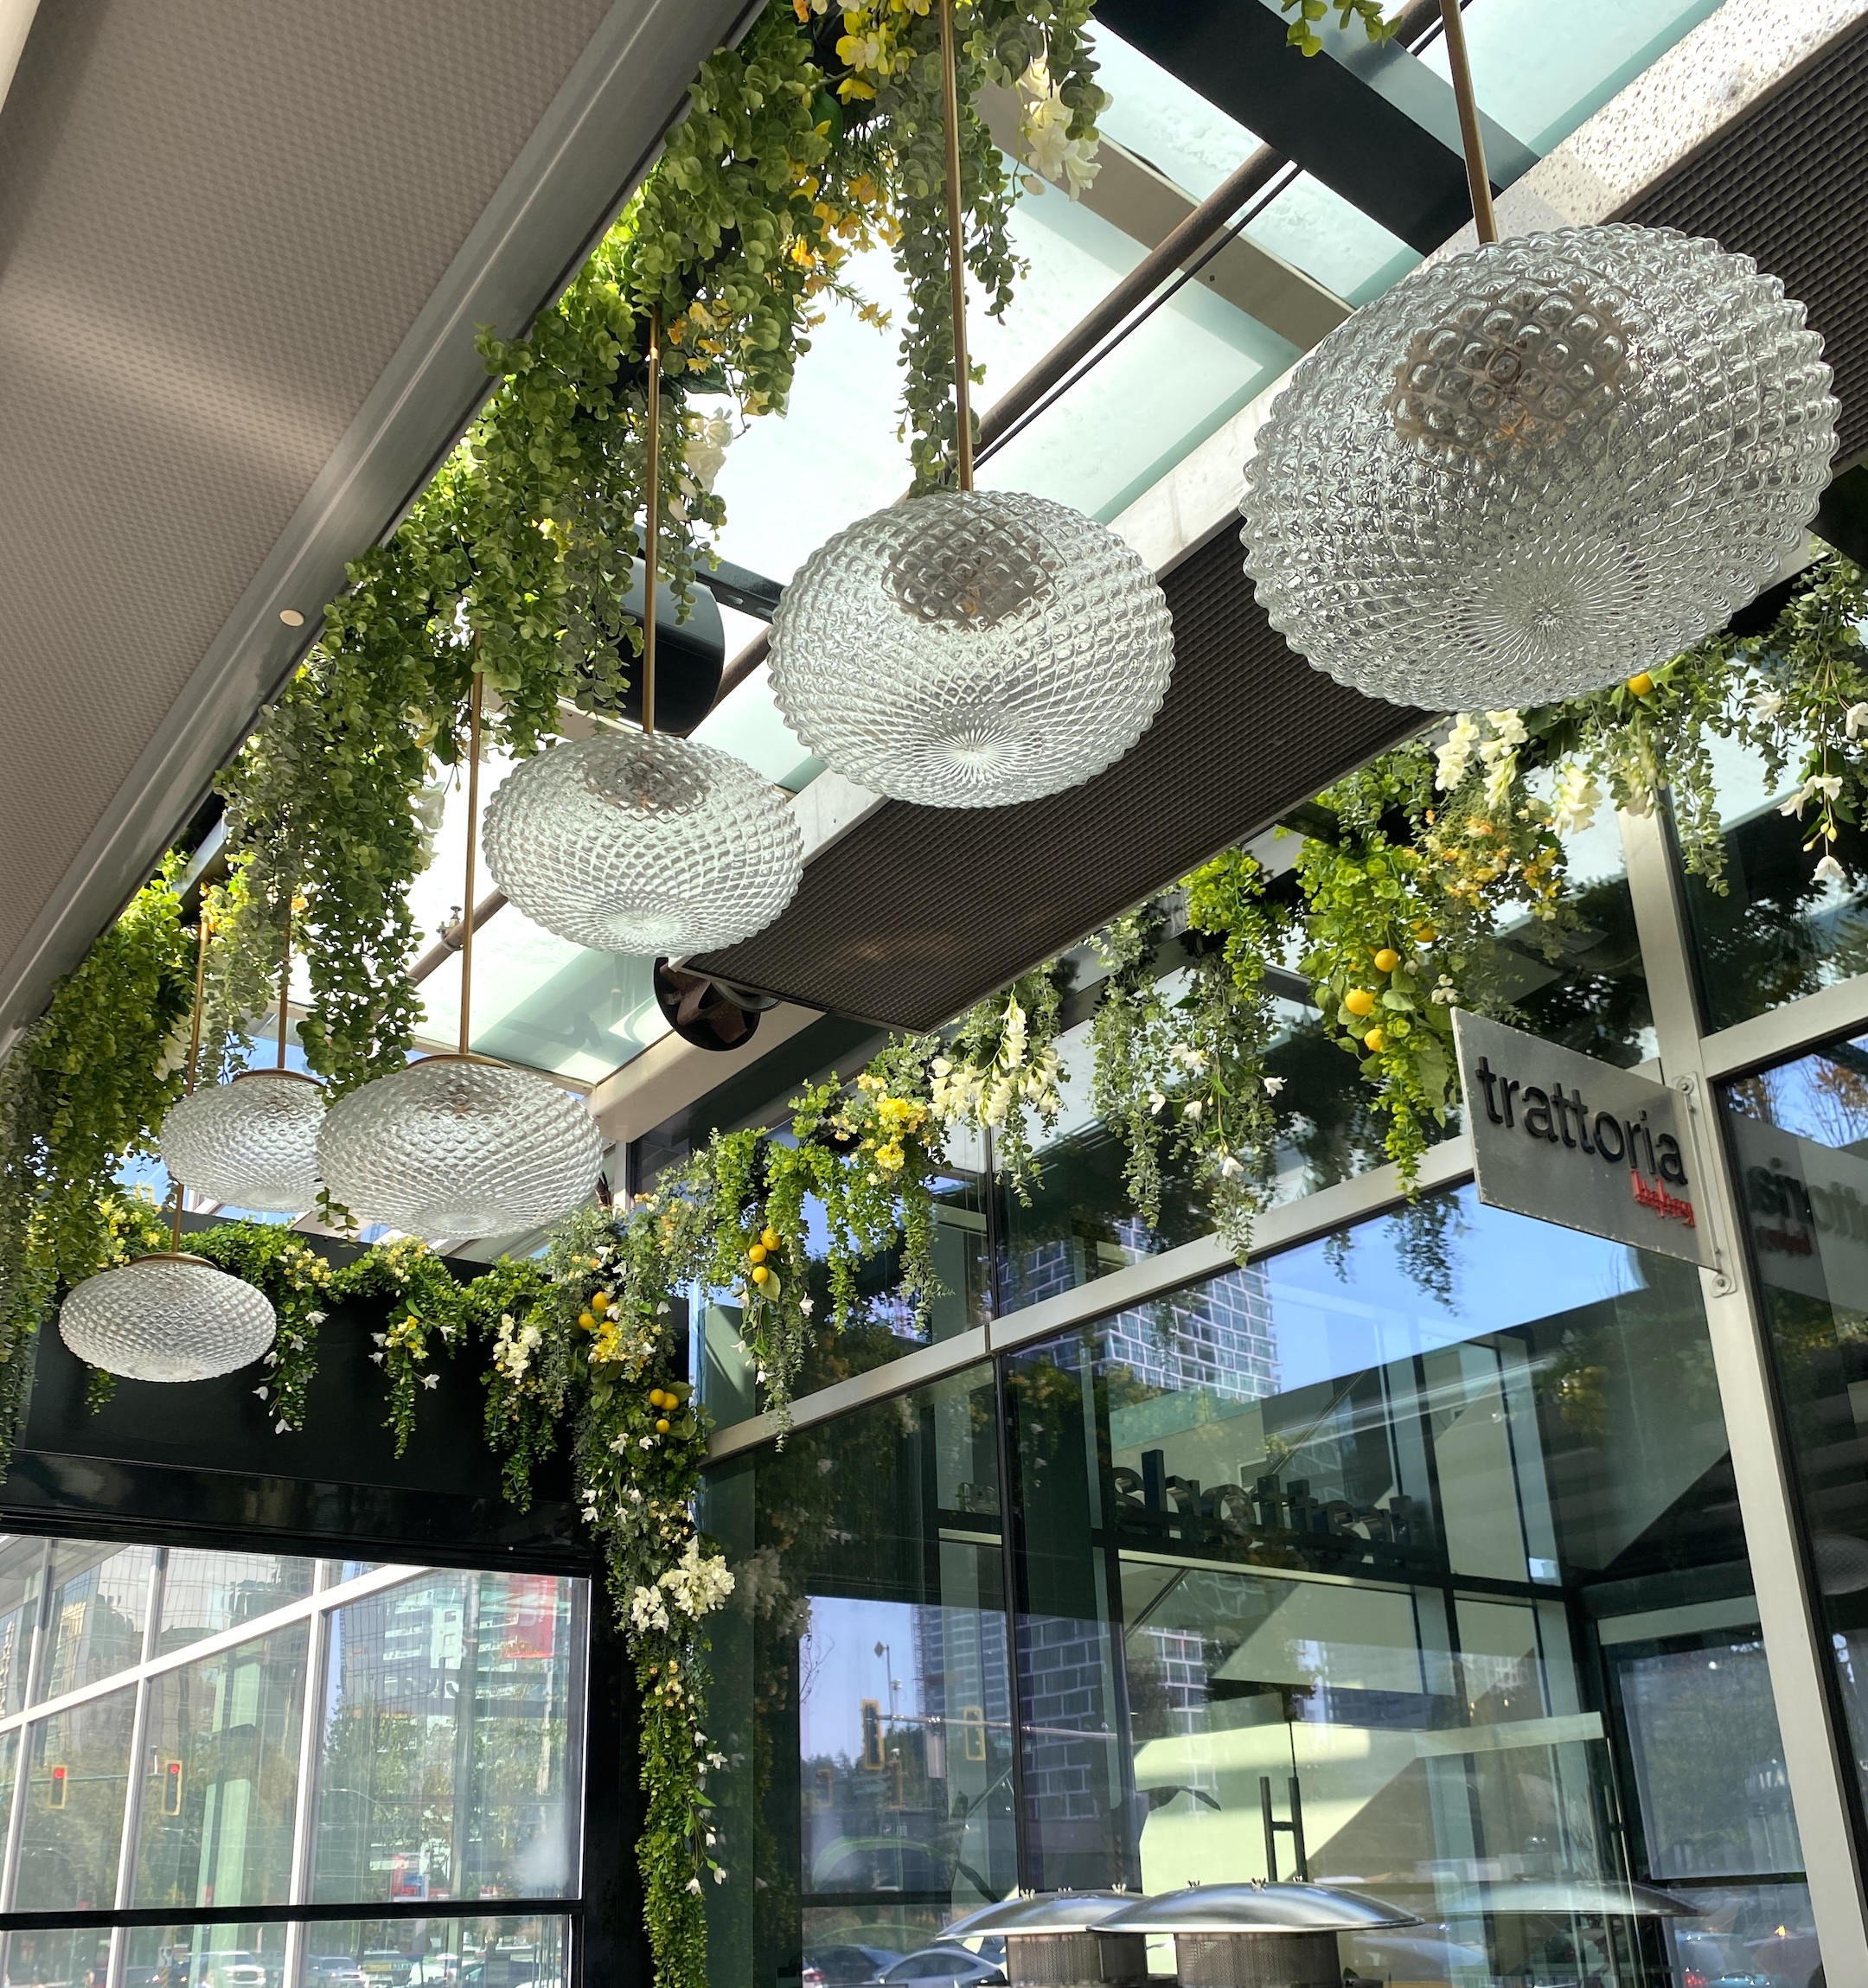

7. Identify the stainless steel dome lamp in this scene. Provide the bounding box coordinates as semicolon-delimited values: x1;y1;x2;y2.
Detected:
1101;1882;1420;1988
944;1892;1146;1988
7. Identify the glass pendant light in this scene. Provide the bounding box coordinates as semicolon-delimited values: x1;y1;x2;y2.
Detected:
483;316;803;955
766;0;1174;808
158;898;323;1213
317;672;604;1241
1241;0;1837;713
61;916;278;1382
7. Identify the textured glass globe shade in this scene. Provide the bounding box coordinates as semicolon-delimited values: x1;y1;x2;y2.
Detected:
60;1255;277;1383
1242;224;1838;711
768;488;1174;806
159;1071;324;1213
316;1057;603;1240
483;733;802;956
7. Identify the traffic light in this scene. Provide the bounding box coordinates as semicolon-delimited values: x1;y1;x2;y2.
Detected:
47;1763;67;1808
163;1760;182;1816
860;1699;883;1771
962;1705;987;1763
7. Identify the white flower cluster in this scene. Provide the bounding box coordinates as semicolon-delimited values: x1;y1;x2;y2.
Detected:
628;1538;736;1639
930;995;1063;1133
492;1309;542;1383
1434;709;1526;811
1551;760;1602;836
1016;61;1104;199
676;411;732;515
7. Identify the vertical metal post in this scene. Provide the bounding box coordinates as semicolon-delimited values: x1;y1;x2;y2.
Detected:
1619;803;1868;1969
0;1539;54;1917
284;1592;334;1988
108;1550;170;1988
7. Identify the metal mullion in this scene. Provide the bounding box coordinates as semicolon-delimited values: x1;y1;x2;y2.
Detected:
1618;802;1868;1969
106;1552;169;1988
1700;967;1868;1082
0;1540;54;1922
283;1591;334;1988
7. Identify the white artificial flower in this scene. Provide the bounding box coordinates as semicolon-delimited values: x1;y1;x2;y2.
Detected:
1147;1090;1167;1115
1434;714;1481;792
1750;688;1786;721
253;1385;269;1402
1814;852;1850;886
305;1310;327;1326
1217;1153;1244;1179
1484;708;1528;748
1847;701;1868;738
1551;761;1602;836
275;1419;290;1435
1262;1075;1286;1097
798;1295;814;1315
1183;1098;1203;1121
421;1372;438;1390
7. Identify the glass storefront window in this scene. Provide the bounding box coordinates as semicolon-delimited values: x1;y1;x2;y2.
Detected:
14;1685;137;1911
41;1544;157;1700
703;1368;1016;1988
158;1552;317;1655
0;1542;43;1718
310;1572;581;1904
134;1623;310;1909
1724;1032;1868;1856
1685;735;1868;1032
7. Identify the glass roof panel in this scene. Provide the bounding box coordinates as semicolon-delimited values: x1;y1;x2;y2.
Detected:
1417;0;1724;157
1241;172;1421;306
1090;23;1263;198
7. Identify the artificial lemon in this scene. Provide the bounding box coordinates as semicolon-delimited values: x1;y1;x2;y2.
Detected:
1372;948;1400;974
578;1311;596;1331
752;1263;771;1286
747;1242;768;1264
1627;671;1655;697
656;1417;671;1435
1344;987;1376;1018
760;1226;781;1251
1364;1026;1386;1052
649;1388;667;1409
592;1291;611;1313
1413;923;1437;943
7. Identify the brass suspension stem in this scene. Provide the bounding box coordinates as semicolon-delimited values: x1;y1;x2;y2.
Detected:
1437;0;1496;244
276;896;293;1070
937;0;974;491
458;668;483;1058
176;911;211;1248
643;310;661;736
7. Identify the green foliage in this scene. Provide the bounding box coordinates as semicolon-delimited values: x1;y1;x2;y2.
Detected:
1276;0;1400;55
337;1236;471;1453
185;1223;336;1432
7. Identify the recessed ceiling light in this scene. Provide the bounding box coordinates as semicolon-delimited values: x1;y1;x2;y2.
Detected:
278;608;305;628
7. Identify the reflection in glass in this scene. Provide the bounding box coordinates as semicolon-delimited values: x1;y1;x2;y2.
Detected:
14;1685;137;1910
134;1624;309;1908
703;1369;1016;1988
994;1188;1816;1982
41;1544;157;1701
159;1551;317;1655
1724;1036;1868;1854
0;1539;47;1717
310;1572;580;1902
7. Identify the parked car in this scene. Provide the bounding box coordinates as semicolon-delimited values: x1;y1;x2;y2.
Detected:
875;1946;1006;1988
361;1953;413;1988
803;1945;901;1987
306;1961;367;1988
194;1953;266;1988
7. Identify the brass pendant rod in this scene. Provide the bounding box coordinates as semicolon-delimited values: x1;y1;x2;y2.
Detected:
643;310;661;736
458;668;484;1058
1437;0;1497;245
937;0;974;492
276;896;293;1070
175;911;211;1249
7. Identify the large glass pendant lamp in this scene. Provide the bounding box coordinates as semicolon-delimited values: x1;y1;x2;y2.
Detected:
483;319;803;954
158;901;323;1213
1240;0;1838;713
766;0;1174;808
317;673;605;1240
61;917;278;1382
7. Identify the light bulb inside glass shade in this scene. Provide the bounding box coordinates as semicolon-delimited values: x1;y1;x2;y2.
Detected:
1241;224;1838;711
483;733;803;956
61;1256;276;1383
159;1070;324;1213
768;489;1174;807
316;1058;603;1240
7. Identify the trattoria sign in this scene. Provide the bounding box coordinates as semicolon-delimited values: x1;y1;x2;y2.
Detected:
1453;1010;1714;1268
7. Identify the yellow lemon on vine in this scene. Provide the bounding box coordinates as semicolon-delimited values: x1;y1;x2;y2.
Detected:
649;1388;667;1409
752;1264;771;1287
1344;988;1376;1018
656;1418;671;1435
1627;671;1655;697
760;1226;780;1251
1413;923;1437;943
1372;948;1400;974
577;1311;596;1331
1364;1026;1387;1053
747;1242;768;1264
592;1291;611;1313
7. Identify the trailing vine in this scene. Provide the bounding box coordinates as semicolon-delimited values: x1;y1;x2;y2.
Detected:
930;968;1066;1199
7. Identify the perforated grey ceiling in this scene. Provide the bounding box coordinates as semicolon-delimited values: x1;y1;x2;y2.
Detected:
0;0;754;1045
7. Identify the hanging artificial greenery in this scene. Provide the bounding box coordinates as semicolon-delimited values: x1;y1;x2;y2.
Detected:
929;968;1066;1200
